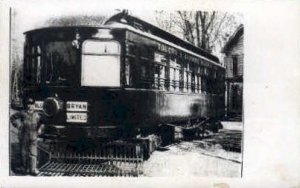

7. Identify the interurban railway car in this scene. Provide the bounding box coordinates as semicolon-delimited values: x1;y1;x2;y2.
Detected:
22;12;225;167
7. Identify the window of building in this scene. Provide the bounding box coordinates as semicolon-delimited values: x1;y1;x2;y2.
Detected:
24;44;42;85
174;69;179;92
191;72;196;93
197;75;201;93
186;62;192;92
125;60;130;86
232;85;238;109
232;56;238;76
183;64;187;92
169;58;176;91
154;52;167;90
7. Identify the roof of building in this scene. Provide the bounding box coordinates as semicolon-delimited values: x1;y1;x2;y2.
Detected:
222;25;244;53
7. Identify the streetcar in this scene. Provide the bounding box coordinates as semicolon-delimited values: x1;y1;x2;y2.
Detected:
22;12;225;173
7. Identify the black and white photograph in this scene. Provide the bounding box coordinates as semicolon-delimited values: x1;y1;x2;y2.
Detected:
9;5;244;177
2;0;300;187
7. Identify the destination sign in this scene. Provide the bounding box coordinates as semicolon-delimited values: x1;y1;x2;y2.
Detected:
66;112;87;123
66;101;88;112
34;101;44;110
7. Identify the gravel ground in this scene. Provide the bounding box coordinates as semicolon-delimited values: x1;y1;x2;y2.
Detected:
142;121;243;177
142;141;242;177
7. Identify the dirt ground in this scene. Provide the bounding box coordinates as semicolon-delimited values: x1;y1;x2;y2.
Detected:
142;141;241;177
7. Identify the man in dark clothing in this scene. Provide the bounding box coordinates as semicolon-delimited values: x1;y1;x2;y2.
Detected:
10;98;44;175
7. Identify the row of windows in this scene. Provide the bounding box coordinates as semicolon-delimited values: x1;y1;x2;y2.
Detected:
124;40;224;94
24;39;224;95
124;55;224;94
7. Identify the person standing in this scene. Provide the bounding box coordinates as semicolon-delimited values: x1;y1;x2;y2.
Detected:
10;98;44;175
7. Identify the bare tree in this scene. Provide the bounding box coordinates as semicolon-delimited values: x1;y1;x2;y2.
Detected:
11;10;24;108
177;11;195;44
156;11;242;54
154;11;176;33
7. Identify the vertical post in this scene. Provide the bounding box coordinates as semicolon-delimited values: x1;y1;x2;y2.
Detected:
225;80;229;119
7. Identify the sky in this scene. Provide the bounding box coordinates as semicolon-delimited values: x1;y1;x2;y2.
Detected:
11;1;158;35
10;0;242;66
10;1;159;67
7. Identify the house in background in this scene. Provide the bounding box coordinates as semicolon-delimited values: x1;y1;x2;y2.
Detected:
222;25;243;121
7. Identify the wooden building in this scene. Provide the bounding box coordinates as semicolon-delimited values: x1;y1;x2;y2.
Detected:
222;25;243;120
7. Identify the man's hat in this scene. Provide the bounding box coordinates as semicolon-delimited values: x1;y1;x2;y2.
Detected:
27;98;35;105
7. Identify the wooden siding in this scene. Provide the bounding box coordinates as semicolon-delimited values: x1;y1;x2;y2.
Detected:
223;27;243;116
224;35;243;78
224;54;243;78
225;57;233;78
238;54;244;76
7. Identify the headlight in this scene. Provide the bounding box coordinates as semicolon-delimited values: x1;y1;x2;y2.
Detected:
43;97;63;117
